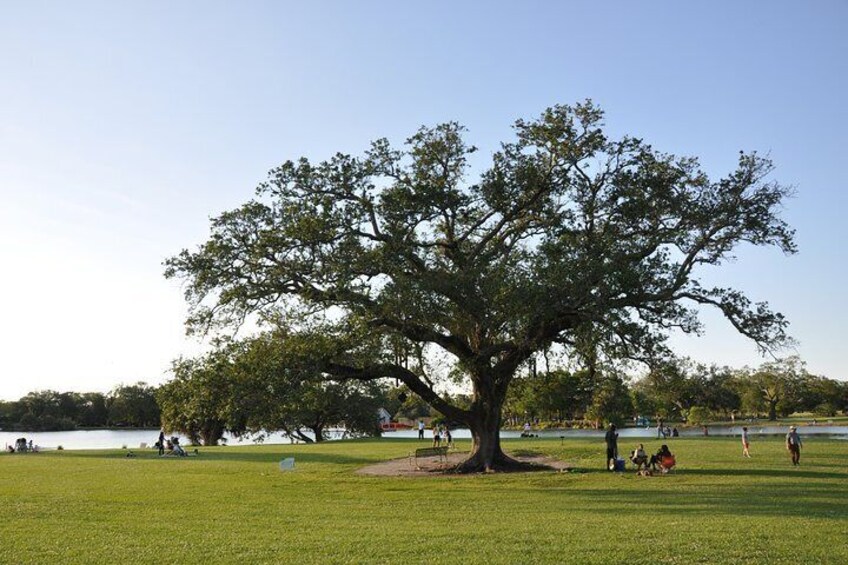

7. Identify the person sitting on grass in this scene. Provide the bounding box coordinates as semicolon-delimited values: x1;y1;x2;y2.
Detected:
630;444;648;472
171;437;188;457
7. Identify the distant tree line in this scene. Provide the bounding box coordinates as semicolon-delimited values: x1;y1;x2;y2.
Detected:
0;383;160;431
505;356;848;427
3;355;844;435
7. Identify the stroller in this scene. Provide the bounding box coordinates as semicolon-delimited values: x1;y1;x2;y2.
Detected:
162;437;188;457
171;437;187;457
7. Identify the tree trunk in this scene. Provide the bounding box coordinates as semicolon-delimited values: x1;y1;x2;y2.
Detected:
311;424;325;443
453;384;530;473
768;401;777;421
201;423;225;446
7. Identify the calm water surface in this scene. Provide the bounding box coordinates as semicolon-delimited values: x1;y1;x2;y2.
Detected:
1;429;342;451
4;425;847;451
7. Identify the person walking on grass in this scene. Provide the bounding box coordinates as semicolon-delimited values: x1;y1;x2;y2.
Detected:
604;424;619;470
786;425;803;465
741;426;751;458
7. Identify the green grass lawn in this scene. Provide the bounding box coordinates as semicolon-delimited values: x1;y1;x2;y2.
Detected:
2;436;846;564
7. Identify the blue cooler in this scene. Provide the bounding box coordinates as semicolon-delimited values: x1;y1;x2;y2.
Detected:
612;458;626;472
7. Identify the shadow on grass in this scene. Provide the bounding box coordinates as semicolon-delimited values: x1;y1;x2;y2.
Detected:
47;449;375;466
533;461;848;520
682;467;848;480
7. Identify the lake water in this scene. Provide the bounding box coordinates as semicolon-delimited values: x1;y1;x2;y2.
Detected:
4;425;847;451
0;429;340;451
383;425;848;441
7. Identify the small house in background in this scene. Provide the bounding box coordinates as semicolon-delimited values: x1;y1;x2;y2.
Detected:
377;407;414;431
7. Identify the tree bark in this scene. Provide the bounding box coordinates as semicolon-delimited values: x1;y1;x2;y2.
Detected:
452;381;529;473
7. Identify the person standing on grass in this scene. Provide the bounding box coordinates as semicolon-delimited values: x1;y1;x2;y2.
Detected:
158;430;166;456
786;426;803;465
418;420;425;440
741;426;751;458
604;424;619;470
432;424;441;447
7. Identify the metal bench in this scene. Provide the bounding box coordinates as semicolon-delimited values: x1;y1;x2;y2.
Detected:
411;446;449;469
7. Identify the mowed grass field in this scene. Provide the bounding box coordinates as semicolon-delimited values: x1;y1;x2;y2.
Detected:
1;436;847;564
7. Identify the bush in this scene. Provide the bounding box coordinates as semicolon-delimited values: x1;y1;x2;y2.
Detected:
686;406;712;426
813;403;838;418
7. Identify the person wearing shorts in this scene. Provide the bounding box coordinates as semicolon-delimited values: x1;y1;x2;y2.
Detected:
432;424;441;447
741;426;751;458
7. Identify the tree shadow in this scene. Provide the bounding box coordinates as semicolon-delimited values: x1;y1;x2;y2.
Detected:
680;467;848;480
48;449;375;466
534;466;848;520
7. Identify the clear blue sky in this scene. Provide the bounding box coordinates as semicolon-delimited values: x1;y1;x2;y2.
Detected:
1;1;846;399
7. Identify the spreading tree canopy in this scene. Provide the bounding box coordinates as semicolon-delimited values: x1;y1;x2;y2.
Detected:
165;101;795;471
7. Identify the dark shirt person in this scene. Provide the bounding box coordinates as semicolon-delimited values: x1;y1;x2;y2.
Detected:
604;425;619;470
786;426;803;465
650;444;673;470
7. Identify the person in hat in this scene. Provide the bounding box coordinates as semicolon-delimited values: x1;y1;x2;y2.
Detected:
785;426;802;465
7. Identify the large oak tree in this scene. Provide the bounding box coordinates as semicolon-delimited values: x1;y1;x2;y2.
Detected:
166;101;795;471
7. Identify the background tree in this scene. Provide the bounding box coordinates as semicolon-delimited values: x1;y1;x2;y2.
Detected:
107;383;160;428
77;393;109;428
14;391;76;431
166;101;796;471
228;333;384;443
158;354;232;445
697;365;741;418
638;361;698;420
685;406;712;426
583;374;633;427
629;384;656;421
738;357;805;420
384;385;433;421
0;391;108;431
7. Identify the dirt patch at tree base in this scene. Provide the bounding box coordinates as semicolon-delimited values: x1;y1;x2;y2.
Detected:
356;450;573;477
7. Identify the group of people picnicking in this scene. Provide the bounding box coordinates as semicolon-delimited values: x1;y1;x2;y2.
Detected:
605;425;674;475
605;423;807;474
154;430;188;457
5;437;38;453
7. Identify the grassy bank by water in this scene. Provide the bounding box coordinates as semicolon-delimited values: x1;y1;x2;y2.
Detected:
2;436;846;564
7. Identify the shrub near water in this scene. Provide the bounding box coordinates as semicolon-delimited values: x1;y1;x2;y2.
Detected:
1;437;847;564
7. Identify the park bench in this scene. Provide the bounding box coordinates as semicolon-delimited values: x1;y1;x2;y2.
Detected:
410;446;449;469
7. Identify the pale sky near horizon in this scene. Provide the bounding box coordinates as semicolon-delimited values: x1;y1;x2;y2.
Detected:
1;1;846;401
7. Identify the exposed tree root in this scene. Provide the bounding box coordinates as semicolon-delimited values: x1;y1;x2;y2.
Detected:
447;451;553;474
